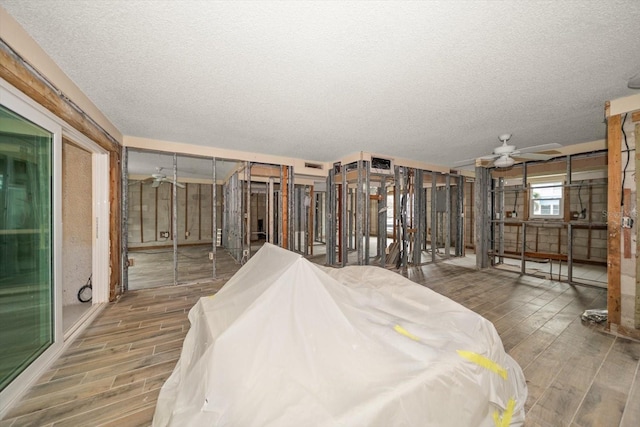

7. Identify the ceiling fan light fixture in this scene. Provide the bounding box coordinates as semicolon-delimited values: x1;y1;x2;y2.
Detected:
494;155;515;168
628;71;640;89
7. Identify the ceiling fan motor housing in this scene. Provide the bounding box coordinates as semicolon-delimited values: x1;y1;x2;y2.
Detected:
494;144;516;155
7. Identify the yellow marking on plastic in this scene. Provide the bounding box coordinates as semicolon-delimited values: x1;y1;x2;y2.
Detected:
493;398;516;427
457;350;508;380
394;325;420;341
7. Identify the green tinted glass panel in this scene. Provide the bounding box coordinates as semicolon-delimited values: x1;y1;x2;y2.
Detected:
0;104;53;391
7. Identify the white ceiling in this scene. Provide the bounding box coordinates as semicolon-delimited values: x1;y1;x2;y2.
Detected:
2;1;640;167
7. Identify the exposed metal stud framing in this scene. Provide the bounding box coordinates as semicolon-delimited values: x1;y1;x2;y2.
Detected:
379;176;387;267
413;169;424;265
364;161;370;265
498;176;505;264
349;189;354;251
279;167;284;248
401;167;409;268
224;170;242;263
475;166;491;269
246;162;251;260
212;158;217;279
172;153;178;284
566;155;573;283
121;147;129;293
431;171;437;263
288;166;295;250
520;163;527;275
268;177;275;244
444;173;451;258
456;175;464;257
326;167;336;265
356;159;364;264
341;164;348;267
304;187;309;255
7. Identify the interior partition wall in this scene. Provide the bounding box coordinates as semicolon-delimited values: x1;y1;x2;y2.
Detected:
488;152;608;287
125;149;223;288
125;153;295;288
325;161;464;268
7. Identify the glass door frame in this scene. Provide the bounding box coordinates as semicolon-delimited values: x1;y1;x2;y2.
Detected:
0;78;111;417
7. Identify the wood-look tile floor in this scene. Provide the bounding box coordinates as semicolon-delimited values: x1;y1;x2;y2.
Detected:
2;257;639;426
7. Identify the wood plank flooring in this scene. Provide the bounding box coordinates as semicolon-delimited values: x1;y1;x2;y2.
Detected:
2;255;638;426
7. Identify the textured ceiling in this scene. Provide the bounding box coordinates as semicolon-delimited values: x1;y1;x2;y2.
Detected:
2;0;640;167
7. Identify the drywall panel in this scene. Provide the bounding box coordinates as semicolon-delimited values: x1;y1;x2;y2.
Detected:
62;141;92;306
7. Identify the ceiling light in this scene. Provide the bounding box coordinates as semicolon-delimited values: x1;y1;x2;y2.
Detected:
494;155;515;168
629;71;640;89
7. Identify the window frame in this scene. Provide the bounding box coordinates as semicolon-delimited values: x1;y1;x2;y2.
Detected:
529;180;564;219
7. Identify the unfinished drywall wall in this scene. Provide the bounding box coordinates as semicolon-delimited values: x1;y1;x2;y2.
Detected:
500;179;608;263
62;141;92;306
127;182;221;248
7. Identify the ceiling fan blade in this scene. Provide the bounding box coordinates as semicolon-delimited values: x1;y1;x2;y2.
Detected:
517;143;562;154
453;158;478;166
480;154;500;160
514;153;554;161
174;181;186;189
152;180;161;188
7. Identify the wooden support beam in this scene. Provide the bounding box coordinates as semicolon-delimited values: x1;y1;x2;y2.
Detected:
0;46;119;152
607;112;622;327
109;151;121;300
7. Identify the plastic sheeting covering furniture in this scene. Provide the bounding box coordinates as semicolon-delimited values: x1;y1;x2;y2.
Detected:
153;243;527;426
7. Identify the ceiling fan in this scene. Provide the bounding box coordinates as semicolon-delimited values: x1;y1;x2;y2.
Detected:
151;168;185;188
131;167;185;188
456;134;561;168
151;174;184;188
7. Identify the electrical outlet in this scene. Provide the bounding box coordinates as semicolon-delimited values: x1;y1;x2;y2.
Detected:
622;217;634;229
185;231;190;237
208;252;214;261
160;231;169;238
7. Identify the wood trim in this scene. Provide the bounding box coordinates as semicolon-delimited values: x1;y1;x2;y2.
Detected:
632;110;640;123
109;151;121;301
0;47;119;153
607;114;622;327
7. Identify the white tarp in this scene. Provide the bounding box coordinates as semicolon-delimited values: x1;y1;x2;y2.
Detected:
153;243;527;426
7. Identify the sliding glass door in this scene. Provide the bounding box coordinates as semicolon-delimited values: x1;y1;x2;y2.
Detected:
0;105;54;391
